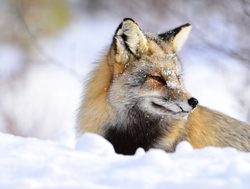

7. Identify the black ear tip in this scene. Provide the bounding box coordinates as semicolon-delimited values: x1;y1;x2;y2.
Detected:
123;18;136;23
114;18;136;35
182;23;191;27
114;18;137;38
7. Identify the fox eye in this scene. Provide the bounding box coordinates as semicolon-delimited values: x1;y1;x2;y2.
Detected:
150;75;165;84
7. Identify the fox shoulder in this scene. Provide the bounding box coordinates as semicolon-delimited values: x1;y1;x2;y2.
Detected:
186;106;250;151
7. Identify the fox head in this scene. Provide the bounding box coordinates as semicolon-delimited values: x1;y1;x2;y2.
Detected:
108;18;198;121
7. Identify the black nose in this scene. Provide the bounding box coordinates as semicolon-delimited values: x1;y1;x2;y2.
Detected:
188;97;198;109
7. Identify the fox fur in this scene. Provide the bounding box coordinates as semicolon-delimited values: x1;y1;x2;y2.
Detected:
77;18;250;155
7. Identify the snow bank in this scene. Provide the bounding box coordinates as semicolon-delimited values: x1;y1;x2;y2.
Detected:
1;132;250;189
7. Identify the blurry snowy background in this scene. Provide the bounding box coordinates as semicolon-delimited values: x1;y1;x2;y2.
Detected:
1;1;250;188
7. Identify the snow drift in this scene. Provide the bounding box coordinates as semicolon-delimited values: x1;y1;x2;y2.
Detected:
0;132;250;189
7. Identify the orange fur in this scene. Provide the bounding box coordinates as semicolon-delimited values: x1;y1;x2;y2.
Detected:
77;53;113;135
186;106;250;151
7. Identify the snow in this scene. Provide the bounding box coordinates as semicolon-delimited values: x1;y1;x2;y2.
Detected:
166;80;178;89
164;69;175;77
1;132;250;189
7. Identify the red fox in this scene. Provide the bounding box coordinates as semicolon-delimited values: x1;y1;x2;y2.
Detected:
77;18;250;155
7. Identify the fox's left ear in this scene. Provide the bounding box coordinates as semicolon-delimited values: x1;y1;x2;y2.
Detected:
113;18;147;64
159;23;192;52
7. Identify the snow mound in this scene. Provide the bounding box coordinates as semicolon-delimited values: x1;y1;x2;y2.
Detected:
75;132;115;155
1;132;250;189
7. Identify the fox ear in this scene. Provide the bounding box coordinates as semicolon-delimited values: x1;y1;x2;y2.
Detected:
113;18;147;63
159;23;192;52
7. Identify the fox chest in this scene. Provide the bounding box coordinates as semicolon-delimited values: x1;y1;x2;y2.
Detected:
103;113;167;155
104;126;163;155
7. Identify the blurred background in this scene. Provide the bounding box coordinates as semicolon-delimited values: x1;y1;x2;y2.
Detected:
0;0;250;142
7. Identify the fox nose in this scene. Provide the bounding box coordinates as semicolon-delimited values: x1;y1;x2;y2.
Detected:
188;97;198;109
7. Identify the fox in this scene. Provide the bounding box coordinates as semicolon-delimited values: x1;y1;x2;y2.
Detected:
77;18;250;155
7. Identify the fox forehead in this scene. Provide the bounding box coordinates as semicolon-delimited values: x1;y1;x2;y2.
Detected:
141;53;178;67
125;34;181;73
130;52;182;77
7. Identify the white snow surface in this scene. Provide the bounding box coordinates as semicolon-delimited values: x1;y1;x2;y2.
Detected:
1;132;250;189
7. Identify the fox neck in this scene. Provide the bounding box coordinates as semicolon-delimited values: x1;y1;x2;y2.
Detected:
104;104;173;155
